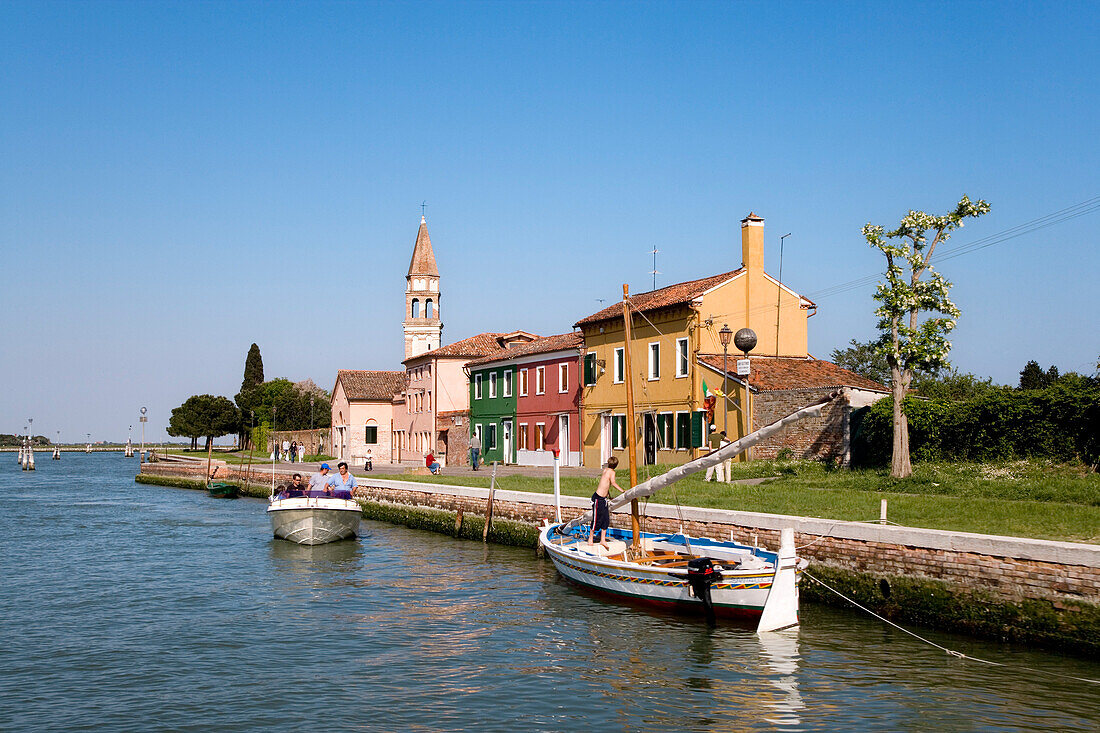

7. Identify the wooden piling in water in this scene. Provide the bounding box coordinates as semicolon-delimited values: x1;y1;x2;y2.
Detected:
483;462;498;542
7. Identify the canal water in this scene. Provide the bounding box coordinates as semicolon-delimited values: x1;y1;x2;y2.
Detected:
2;454;1097;731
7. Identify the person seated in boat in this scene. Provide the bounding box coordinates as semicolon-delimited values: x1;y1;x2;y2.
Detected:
588;456;624;548
308;463;334;495
425;452;441;475
286;473;306;497
330;461;357;499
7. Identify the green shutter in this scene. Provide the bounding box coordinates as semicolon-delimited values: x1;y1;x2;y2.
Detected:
691;411;704;448
584;353;596;385
364;425;378;444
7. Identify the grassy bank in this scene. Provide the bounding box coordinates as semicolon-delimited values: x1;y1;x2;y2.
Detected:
386;459;1100;543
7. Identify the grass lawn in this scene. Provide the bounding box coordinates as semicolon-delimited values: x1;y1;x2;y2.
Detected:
389;459;1100;543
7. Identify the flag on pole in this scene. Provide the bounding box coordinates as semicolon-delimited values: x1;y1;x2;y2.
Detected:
703;380;725;399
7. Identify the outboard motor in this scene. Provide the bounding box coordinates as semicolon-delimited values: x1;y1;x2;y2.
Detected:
686;557;720;625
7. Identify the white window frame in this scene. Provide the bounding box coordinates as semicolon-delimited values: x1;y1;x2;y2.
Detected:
474;373;483;400
489;371;497;399
519;368;528;396
535;422;546;451
536;366;546;395
558;363;568;393
613;347;625;383
648;342;660;381
518;423;528;450
659;412;674;450
487;423;497;450
503;369;513;398
474;424;483;446
676;337;689;378
612;414;627;450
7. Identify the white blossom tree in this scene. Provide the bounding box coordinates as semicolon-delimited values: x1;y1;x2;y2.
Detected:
863;195;990;478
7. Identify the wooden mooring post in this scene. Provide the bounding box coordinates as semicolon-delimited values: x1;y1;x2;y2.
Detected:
483;461;498;542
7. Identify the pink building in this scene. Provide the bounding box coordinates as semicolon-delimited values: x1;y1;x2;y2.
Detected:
330;370;406;466
395;332;535;466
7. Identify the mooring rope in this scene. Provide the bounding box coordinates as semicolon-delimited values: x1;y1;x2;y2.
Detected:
803;571;1100;686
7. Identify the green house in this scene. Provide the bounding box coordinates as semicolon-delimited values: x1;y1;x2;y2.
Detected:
467;364;518;464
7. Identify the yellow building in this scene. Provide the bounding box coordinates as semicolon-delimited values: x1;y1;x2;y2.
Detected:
576;212;816;467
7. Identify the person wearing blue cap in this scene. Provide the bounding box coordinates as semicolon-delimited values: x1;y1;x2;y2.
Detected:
308;463;334;494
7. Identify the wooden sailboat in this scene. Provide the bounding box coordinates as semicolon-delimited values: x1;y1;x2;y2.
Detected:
539;284;832;630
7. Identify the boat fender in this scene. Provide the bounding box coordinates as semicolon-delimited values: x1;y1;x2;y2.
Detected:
686;557;720;625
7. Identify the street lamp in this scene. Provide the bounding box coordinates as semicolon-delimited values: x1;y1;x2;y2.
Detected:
718;324;733;433
139;407;147;462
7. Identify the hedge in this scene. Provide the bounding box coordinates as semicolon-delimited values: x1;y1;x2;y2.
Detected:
851;383;1100;466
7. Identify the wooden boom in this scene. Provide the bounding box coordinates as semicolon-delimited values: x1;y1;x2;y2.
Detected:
561;392;839;533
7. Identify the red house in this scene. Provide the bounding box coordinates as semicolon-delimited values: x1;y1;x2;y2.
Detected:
466;332;584;466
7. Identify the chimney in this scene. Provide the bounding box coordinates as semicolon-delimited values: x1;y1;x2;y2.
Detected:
741;212;765;271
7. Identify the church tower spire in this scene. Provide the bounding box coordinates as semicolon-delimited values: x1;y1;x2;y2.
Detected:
403;215;443;359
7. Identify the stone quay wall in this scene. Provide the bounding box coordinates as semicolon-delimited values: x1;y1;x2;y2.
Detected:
136;462;1100;654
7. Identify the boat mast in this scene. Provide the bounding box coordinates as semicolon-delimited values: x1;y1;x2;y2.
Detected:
621;284;642;549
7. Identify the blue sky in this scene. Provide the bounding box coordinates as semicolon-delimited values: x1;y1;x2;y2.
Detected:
2;1;1097;442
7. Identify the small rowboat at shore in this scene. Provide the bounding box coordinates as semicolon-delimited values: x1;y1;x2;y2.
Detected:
207;481;239;499
266;490;361;545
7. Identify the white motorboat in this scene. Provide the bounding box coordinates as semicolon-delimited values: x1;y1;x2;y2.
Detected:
267;490;362;545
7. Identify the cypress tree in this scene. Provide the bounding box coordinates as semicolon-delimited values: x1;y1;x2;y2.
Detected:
241;343;264;393
237;343;265;449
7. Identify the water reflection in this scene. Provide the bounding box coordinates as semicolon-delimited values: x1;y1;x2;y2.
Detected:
757;630;803;727
3;456;1099;732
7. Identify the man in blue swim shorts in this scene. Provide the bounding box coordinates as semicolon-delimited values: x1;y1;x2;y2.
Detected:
588;456;624;548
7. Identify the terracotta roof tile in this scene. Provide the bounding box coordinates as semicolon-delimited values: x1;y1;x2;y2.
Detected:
403;332;539;364
575;270;743;327
407;217;439;276
336;370;407;401
465;332;583;367
697;355;888;392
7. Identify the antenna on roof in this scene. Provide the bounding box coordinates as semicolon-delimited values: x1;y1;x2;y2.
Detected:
650;247;660;290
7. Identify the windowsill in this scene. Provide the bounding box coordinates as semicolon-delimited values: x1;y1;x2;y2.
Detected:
675;373;689;379
648;377;660;381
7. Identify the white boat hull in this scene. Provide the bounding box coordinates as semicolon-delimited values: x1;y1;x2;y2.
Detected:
267;497;361;545
540;524;803;621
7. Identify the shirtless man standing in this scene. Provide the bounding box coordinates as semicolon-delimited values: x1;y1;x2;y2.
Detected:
588;456;624;548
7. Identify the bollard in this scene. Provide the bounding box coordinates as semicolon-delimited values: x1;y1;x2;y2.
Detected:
880;498;888;525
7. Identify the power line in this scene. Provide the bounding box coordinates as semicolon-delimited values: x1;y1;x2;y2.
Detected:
806;195;1100;302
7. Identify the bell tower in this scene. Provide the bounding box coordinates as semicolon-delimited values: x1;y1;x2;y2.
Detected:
403;216;442;359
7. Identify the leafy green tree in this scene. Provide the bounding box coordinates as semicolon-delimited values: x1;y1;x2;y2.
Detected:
830;338;890;385
168;394;241;450
863;195;990;478
911;368;1004;401
1018;360;1045;390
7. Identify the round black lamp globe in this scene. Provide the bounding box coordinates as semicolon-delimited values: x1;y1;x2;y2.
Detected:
734;328;757;355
